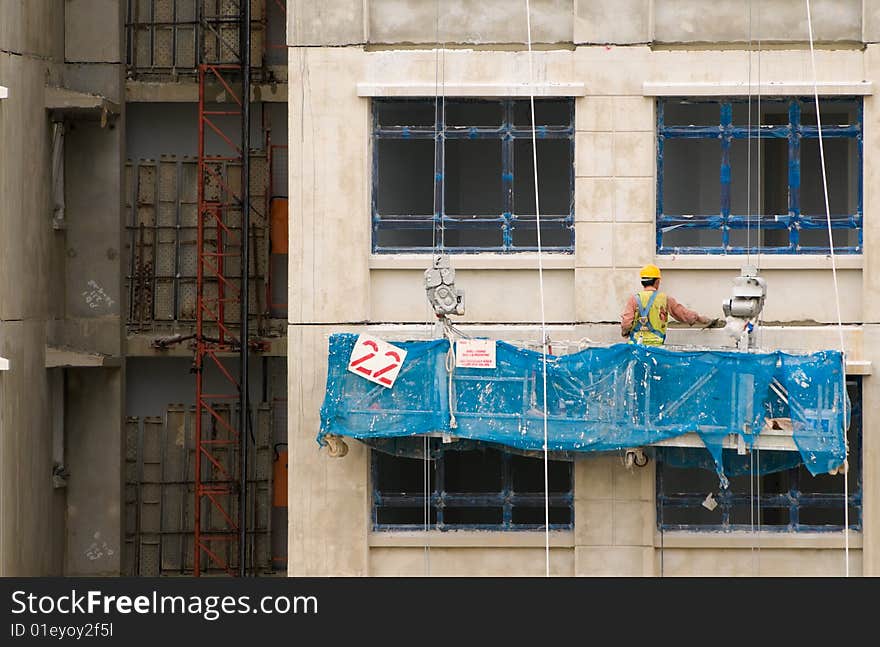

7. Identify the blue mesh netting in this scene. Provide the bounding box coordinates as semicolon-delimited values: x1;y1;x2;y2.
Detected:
318;333;846;482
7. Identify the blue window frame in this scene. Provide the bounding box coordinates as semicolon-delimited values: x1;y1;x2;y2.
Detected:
372;98;575;253
657;97;862;254
656;377;862;532
372;443;574;531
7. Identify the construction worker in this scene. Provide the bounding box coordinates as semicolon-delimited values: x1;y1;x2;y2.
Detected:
620;264;719;346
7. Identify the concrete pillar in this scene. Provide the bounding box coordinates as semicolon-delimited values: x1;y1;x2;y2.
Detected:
287;326;369;575
64;368;123;576
0;2;65;575
861;44;880;576
574;455;655;575
288;47;371;324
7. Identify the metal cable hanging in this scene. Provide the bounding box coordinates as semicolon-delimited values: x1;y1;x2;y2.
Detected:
805;0;850;577
524;0;552;577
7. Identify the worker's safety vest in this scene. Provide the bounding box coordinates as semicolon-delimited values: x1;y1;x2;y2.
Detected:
629;290;668;346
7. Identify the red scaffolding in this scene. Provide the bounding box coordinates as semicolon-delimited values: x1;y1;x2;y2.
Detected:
192;0;287;578
195;62;247;576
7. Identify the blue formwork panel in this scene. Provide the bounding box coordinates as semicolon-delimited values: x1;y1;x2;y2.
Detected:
318;333;846;482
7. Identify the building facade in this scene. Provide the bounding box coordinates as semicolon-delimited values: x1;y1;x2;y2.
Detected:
1;0;878;578
286;0;880;576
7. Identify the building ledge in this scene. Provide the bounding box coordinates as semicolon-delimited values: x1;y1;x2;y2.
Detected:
125;331;287;357
45;346;120;368
126;80;288;103
358;82;586;97
369;530;574;548
45;86;121;117
644;81;873;97
658;254;863;271
652;428;796;452
655;531;862;550
370;253;575;270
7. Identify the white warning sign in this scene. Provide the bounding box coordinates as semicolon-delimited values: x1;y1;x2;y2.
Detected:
347;334;407;388
455;339;497;369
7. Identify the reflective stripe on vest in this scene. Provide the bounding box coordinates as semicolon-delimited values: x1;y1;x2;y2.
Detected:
629;290;668;345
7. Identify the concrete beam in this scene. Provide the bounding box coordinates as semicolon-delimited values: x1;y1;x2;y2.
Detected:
45;86;121;116
45;346;120;369
356;81;586;97
126;80;289;103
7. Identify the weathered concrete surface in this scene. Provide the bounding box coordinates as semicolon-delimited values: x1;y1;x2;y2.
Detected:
654;0;863;43
0;321;65;575
289;0;573;46
1;1;126;575
574;0;651;44
289;0;878;47
64;368;123;576
63;118;124;357
0;0;64;59
369;0;573;45
288;0;365;46
65;0;122;63
0;2;65;575
0;55;54;322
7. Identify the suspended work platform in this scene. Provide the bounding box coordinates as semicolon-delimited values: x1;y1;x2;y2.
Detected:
318;333;847;482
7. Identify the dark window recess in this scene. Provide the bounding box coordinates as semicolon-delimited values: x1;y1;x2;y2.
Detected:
656;378;862;532
444;139;503;216
513;138;573;215
372;443;574;531
376;100;437;128
657;97;862;254
375;139;435;216
373;98;575;253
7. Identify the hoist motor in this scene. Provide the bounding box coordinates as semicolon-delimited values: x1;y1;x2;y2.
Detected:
722;266;767;320
425;254;465;317
722;266;767;349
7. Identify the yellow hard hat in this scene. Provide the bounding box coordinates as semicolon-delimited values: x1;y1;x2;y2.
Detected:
640;264;662;280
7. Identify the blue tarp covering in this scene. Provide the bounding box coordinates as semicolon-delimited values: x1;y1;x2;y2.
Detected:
318;333;847;483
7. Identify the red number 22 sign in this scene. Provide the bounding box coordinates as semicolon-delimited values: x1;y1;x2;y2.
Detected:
347;334;407;388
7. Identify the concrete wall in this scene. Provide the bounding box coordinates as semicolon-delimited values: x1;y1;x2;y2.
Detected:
1;0;127;576
58;0;127;577
287;30;879;576
289;0;574;46
64;368;123;576
0;1;66;576
289;1;879;46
